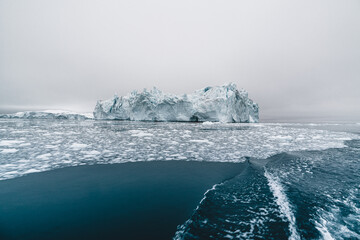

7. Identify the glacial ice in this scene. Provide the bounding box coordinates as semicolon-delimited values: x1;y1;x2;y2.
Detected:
94;83;259;123
0;110;93;120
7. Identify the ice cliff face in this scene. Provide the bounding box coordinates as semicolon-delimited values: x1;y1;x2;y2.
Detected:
94;83;259;123
0;110;93;120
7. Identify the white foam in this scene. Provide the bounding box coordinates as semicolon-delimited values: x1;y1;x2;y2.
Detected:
315;218;335;240
314;187;360;240
264;169;300;240
174;183;221;240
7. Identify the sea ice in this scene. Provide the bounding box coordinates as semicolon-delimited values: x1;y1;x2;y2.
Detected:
1;149;18;154
0;110;93;120
0;140;23;146
70;143;88;150
0;120;359;181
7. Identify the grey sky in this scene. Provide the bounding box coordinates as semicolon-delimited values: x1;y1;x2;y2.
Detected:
1;0;359;121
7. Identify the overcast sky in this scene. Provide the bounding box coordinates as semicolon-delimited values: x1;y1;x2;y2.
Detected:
0;0;359;121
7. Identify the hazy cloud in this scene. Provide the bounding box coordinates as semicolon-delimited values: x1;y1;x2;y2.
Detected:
1;0;359;121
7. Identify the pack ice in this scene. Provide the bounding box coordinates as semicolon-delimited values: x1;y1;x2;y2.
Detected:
94;83;259;123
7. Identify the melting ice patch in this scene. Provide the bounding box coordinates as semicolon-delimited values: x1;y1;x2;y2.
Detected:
189;139;213;145
0;119;359;180
1;149;18;154
36;153;52;160
70;143;88;150
0;140;23;146
129;130;154;137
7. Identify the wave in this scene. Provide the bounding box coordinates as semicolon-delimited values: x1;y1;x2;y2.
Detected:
173;163;292;239
173;183;222;240
174;141;360;240
264;169;300;240
315;186;360;240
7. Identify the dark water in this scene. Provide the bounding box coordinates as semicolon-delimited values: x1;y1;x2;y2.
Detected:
175;139;360;239
2;140;359;240
0;121;359;239
0;161;245;240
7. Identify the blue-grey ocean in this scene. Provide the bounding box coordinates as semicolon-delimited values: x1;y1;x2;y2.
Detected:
0;119;359;239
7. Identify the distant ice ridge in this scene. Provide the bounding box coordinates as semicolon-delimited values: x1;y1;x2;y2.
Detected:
94;83;259;123
0;110;93;120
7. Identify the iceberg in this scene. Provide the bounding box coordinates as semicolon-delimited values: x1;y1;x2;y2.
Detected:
0;110;93;120
94;83;259;123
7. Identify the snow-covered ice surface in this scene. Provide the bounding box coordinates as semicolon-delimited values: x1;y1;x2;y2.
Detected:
0;110;93;120
0;119;358;181
94;83;259;123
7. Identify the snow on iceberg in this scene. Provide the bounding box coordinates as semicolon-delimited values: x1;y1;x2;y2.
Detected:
94;83;259;123
0;110;93;120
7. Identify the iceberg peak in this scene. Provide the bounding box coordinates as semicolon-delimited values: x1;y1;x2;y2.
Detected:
94;83;259;123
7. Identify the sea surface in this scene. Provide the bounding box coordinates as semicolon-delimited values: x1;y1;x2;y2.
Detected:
0;119;359;239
